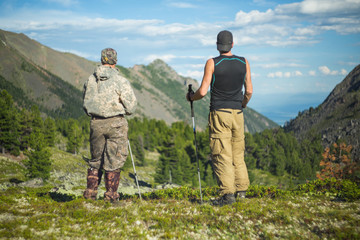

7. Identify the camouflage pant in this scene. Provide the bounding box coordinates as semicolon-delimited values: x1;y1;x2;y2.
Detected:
209;109;250;195
89;116;128;171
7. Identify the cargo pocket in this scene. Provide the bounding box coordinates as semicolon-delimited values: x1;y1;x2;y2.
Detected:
105;139;128;171
118;143;129;169
113;139;128;164
210;137;224;156
117;142;128;159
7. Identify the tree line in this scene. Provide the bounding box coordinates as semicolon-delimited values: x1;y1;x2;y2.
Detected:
0;90;88;180
1;89;325;185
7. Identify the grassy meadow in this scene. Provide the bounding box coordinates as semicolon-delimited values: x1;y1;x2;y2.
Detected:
0;150;359;239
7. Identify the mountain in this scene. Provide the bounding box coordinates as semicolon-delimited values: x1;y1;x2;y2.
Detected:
0;29;277;132
0;29;95;90
0;31;85;118
284;65;360;161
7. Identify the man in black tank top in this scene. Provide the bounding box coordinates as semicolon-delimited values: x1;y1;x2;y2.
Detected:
186;30;253;206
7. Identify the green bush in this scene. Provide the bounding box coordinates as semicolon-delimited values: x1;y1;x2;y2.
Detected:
130;179;360;202
247;185;288;198
337;180;360;201
294;178;360;201
295;178;341;194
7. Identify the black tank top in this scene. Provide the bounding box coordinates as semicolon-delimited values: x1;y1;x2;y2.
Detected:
210;55;246;111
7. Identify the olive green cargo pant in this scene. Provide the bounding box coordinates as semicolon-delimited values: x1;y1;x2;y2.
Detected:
209;109;250;195
89;116;128;171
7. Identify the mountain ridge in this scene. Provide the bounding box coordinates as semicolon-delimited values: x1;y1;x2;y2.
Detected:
284;65;360;161
0;29;278;132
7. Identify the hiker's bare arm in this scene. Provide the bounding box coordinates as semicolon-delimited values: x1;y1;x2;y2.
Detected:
242;58;253;108
190;59;214;101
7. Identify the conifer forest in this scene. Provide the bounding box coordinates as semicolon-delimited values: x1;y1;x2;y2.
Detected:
1;89;358;186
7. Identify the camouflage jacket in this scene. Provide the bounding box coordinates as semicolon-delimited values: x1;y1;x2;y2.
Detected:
83;65;137;117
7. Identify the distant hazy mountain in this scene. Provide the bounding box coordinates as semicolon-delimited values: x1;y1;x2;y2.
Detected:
284;65;360;161
0;29;277;133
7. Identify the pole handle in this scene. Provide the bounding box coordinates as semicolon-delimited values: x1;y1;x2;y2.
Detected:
188;84;193;94
188;84;195;118
187;84;194;104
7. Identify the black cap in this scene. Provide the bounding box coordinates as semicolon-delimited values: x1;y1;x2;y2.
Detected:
217;30;233;52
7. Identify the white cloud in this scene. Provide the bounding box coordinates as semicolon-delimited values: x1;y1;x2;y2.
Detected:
184;63;206;69
144;54;177;63
297;0;360;15
319;66;331;75
267;70;304;78
235;9;276;26
320;17;360;34
322;66;334;74
294;26;321;36
309;70;316;76
167;2;198;8
181;70;203;80
267;71;283;78
267;72;275;78
251;72;261;78
275;72;283;78
232;0;360;47
318;65;347;75
260;62;305;69
1;0;358;51
295;71;303;76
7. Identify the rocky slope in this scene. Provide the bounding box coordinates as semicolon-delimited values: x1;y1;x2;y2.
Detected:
284;65;360;161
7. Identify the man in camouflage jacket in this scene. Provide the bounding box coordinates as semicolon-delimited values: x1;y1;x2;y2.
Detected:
83;48;137;202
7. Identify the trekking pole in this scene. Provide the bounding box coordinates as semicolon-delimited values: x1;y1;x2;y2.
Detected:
188;84;203;204
128;140;142;200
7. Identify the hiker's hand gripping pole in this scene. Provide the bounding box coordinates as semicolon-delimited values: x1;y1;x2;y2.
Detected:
187;84;195;130
188;84;203;204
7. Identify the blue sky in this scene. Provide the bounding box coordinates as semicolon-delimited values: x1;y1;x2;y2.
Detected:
1;0;359;125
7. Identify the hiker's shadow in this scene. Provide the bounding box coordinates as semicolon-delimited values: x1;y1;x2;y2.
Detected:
36;188;76;202
128;173;152;187
49;191;76;202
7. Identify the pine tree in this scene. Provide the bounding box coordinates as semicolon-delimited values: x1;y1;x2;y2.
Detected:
154;146;171;184
66;119;83;154
0;90;20;155
270;145;286;176
18;108;33;150
244;132;257;169
44;117;56;147
27;106;45;151
22;106;52;180
24;144;51;180
128;134;145;166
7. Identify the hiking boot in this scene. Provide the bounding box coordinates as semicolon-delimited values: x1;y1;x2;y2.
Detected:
83;168;100;200
235;191;246;199
104;170;121;202
212;193;236;206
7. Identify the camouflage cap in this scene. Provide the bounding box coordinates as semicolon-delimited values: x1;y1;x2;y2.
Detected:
101;48;117;65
